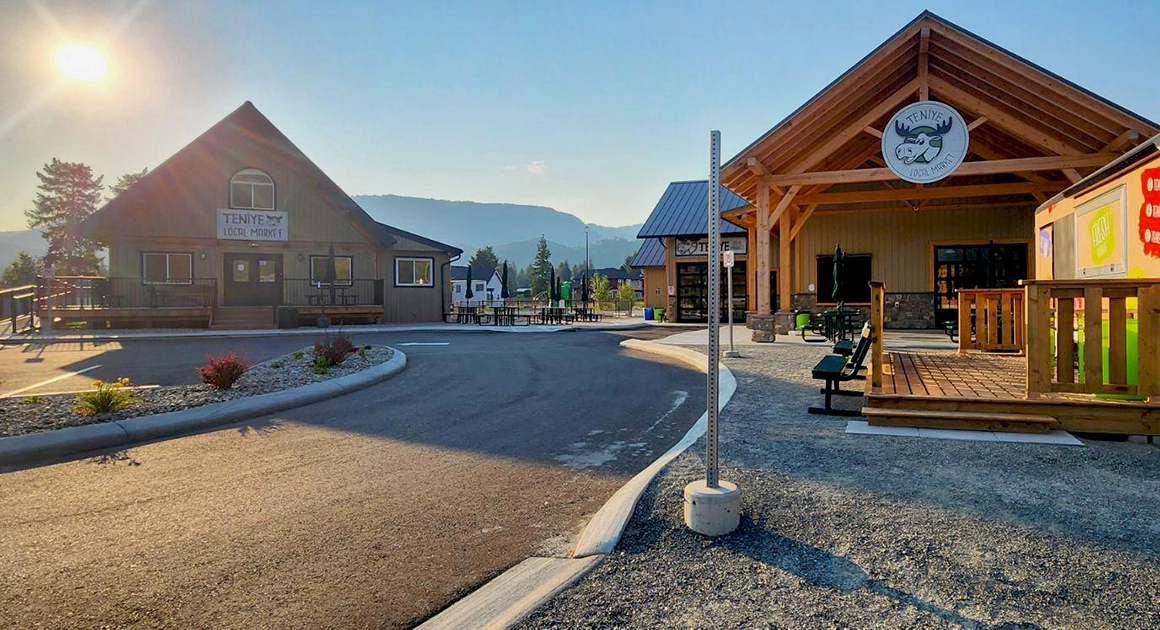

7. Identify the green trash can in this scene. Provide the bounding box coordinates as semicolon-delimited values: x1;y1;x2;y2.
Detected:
654;307;665;321
796;312;812;330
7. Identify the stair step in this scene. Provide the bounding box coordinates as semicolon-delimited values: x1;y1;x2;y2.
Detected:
861;407;1059;433
211;307;274;330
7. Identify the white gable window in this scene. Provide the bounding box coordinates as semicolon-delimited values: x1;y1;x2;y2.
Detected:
230;168;275;210
396;257;434;287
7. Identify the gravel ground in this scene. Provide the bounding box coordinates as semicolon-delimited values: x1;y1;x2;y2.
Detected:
521;343;1160;629
0;345;393;437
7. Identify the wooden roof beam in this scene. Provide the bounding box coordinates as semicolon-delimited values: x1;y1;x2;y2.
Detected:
817;201;1036;216
746;157;770;177
929;75;1087;156
861;126;883;139
967;116;988;131
768;185;802;225
1103;128;1142;153
918;26;930;100
788;204;818;242
797;181;1061;205
763;153;1114;187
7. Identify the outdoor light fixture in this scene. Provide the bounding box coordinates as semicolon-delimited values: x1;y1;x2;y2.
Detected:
200;251;207;260
297;252;305;262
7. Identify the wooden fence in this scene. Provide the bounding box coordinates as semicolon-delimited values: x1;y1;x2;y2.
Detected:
1023;279;1160;402
957;288;1025;353
0;285;36;334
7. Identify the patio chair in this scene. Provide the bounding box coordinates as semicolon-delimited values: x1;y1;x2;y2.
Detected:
808;323;872;417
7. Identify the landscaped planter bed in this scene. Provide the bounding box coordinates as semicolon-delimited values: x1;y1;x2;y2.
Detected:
0;345;393;438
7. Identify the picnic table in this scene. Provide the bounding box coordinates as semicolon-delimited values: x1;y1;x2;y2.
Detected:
479;306;527;326
805;308;861;342
445;305;480;324
572;306;601;322
539;306;572;325
307;287;359;306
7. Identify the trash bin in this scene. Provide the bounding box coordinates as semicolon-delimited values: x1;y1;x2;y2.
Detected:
654;307;665;321
644;306;654;321
795;312;812;330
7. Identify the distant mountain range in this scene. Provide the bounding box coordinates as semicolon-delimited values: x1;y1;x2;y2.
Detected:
353;195;643;269
0;195;647;273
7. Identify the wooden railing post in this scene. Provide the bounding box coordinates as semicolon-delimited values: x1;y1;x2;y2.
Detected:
870;281;885;393
1023;281;1051;398
1139;285;1160;403
957;290;972;353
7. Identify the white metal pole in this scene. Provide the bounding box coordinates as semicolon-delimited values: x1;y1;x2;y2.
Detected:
706;131;721;488
724;262;738;358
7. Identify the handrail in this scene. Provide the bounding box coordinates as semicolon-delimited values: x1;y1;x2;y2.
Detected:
869;281;885;393
957;288;1025;353
1022;279;1160;402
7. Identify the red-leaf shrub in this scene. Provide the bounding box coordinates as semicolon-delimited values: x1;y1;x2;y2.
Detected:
198;352;248;390
314;331;355;367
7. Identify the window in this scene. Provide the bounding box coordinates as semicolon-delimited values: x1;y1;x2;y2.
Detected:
816;254;872;304
396;257;434;287
230;168;275;210
143;252;193;284
474;282;484;292
309;255;352;285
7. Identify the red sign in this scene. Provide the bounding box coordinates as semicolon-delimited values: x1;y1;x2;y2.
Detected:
1141;169;1160;258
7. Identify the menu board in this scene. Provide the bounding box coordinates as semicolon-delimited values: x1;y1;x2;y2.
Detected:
1140;168;1160;259
1075;185;1126;278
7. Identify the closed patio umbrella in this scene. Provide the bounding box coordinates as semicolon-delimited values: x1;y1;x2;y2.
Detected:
464;266;474;303
832;244;845;309
325;243;337;306
548;265;557;303
500;261;510;300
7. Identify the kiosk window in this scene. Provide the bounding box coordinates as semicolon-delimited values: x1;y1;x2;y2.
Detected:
395;257;434;287
309;255;352;285
816;254;871;304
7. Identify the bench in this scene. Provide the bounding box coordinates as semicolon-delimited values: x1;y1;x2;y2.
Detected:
808;323;872;417
832;338;854;357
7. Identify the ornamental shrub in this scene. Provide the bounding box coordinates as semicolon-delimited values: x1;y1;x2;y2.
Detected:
75;377;135;416
313;331;355;367
197;352;248;390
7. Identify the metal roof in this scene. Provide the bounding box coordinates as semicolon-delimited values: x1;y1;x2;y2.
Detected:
1038;133;1160;211
637;180;749;238
630;238;666;268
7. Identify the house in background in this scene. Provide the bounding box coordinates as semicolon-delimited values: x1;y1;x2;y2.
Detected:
574;267;644;300
73;101;460;329
450;266;504;305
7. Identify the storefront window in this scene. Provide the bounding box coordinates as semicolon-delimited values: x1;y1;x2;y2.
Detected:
309;255;352;285
142;252;193;284
816;254;872;304
396;257;433;287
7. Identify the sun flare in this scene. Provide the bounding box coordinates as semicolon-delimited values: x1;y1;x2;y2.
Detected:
54;44;107;82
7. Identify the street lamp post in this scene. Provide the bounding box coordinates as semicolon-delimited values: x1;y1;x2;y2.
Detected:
585;225;590;306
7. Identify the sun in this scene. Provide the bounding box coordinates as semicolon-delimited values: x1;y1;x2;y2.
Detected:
54;44;108;82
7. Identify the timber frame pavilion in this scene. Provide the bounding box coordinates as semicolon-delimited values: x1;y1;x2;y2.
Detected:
719;11;1158;340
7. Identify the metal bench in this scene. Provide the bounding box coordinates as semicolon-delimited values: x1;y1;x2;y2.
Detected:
808;323;872;417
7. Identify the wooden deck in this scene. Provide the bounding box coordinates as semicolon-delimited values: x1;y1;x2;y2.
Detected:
864;351;1160;435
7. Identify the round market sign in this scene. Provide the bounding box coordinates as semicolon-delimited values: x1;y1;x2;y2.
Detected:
882;100;969;184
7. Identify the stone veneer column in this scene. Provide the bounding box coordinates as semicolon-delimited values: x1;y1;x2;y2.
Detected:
749;312;776;342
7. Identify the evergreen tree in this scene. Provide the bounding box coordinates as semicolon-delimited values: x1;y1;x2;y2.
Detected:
1;251;42;287
530;235;552;297
108;167;149;201
468;245;499;273
555;260;572;282
622;254;634;274
26;159;104;274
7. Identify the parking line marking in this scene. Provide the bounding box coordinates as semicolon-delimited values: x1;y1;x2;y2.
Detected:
398;342;450;346
1;364;103;398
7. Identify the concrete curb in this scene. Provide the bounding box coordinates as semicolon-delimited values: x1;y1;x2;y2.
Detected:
418;340;736;628
571;340;737;557
0;348;407;468
0;322;654;344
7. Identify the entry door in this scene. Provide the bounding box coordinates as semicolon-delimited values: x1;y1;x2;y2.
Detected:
224;253;283;306
933;244;1028;327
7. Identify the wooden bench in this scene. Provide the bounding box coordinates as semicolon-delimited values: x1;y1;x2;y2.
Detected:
808;323;872;417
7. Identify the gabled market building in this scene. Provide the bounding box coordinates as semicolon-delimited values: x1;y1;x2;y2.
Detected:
712;10;1156;339
70;101;460;328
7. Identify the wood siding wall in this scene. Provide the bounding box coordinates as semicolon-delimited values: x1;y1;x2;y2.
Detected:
379;250;452;323
795;207;1034;293
643;268;666;309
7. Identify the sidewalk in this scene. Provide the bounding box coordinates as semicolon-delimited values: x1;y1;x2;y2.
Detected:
0;319;666;343
654;326;958;352
519;343;1160;628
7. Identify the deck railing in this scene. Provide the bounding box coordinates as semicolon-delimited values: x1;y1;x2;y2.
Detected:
869;281;885;393
957;288;1025;353
1;284;36;333
37;276;218;311
283;279;384;306
1023;279;1160;402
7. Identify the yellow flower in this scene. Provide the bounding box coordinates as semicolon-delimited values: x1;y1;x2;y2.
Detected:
92;380;103;388
119;377;131;385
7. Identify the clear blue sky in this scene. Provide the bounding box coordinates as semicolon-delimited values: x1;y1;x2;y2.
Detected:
2;0;1158;232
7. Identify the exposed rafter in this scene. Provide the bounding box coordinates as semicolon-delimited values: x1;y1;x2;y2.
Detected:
918;26;930;100
796;181;1061;206
762;154;1113;187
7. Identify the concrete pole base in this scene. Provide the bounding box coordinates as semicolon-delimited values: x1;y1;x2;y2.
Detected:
722;350;741;358
683;479;741;536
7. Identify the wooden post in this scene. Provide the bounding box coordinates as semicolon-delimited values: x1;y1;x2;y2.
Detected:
1108;296;1128;386
957;291;972;353
779;214;792;312
870;281;885;393
1057;297;1075;384
1138;286;1160;402
1083;287;1103;388
755;185;771;315
1024;282;1051;398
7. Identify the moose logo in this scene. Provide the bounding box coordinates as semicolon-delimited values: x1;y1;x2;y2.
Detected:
893;117;954;165
882;101;969;184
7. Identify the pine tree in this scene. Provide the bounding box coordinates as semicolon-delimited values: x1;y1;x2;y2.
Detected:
530;235;552;298
555;260;572;282
468;245;499;273
622;254;634;274
1;251;42;287
107;167;148;201
26;159;104;274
